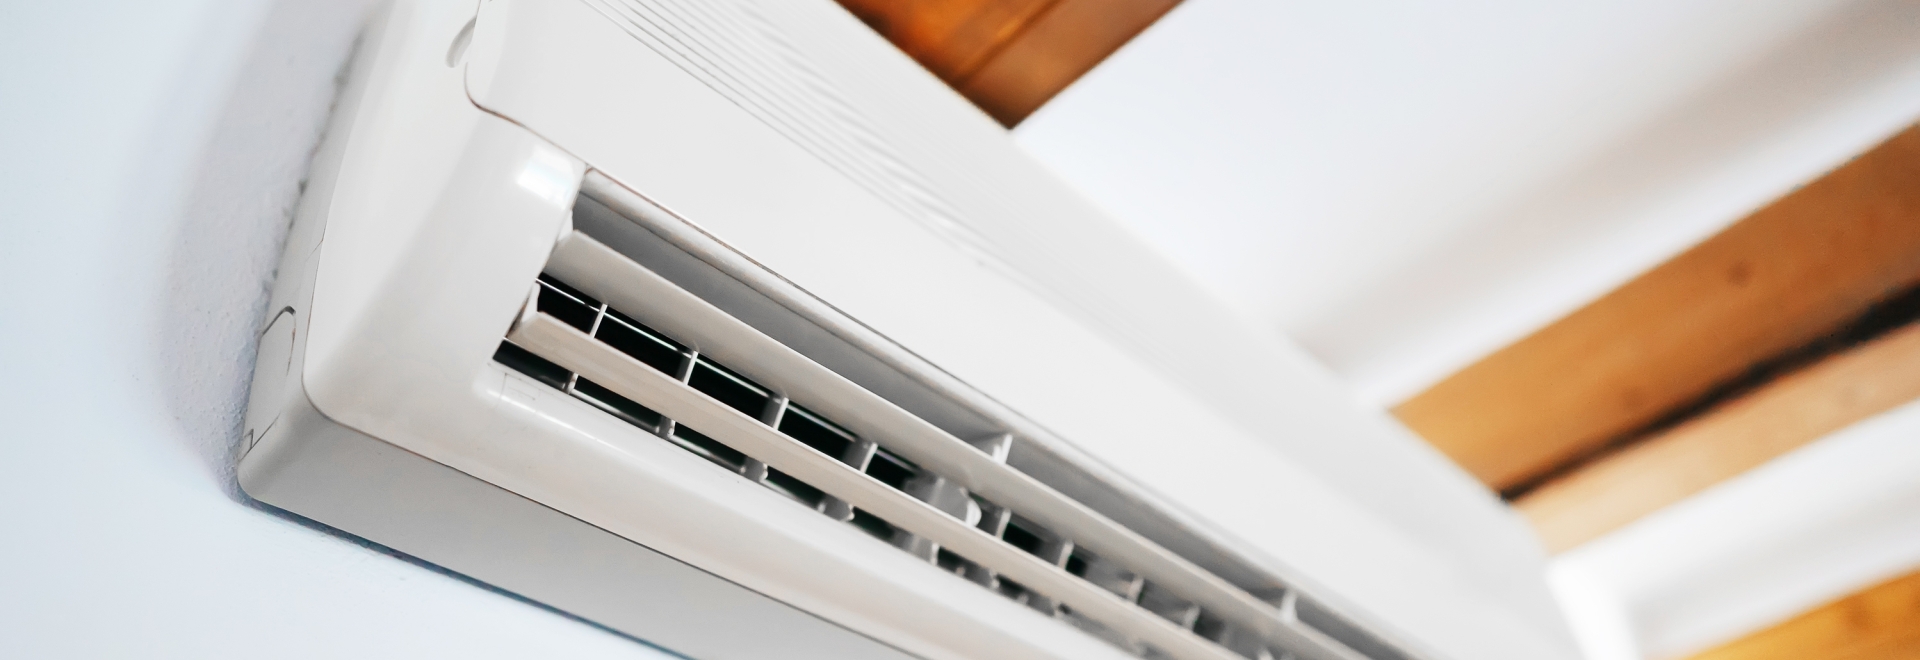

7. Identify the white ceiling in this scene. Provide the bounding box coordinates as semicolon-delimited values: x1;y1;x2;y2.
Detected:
1014;1;1920;656
1016;0;1920;405
1552;397;1920;659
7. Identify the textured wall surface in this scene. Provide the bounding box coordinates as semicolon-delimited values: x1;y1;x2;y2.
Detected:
0;1;671;657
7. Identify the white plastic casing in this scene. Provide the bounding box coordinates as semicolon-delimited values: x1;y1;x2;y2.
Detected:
239;0;1584;659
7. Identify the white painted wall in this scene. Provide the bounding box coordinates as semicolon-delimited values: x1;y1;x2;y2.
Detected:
0;1;669;656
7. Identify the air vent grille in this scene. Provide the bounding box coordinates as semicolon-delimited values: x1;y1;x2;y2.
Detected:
487;218;1397;660
501;274;932;525
498;274;1216;659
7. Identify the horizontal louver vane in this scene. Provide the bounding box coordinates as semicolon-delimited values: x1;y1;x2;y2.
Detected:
489;212;1390;660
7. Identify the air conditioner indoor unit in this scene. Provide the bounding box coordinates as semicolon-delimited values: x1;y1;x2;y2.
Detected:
238;0;1584;658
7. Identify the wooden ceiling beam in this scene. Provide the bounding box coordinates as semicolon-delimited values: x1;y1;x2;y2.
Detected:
1394;124;1920;493
1516;317;1920;553
833;0;1181;126
1686;568;1920;660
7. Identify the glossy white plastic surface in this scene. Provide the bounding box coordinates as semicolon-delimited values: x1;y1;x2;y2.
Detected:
240;1;1123;658
465;1;1578;658
239;0;1583;658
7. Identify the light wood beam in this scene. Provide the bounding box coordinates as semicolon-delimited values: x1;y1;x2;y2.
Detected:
1394;125;1920;492
1687;568;1920;660
950;0;1177;125
1516;320;1920;553
833;0;1057;87
833;0;1180;126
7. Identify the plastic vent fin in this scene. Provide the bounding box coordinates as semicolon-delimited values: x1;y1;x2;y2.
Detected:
489;174;1411;660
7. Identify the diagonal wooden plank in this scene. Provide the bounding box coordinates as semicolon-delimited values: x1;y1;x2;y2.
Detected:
1394;125;1920;492
834;0;1180;126
1686;568;1920;660
952;0;1179;125
1515;319;1920;553
833;0;1060;85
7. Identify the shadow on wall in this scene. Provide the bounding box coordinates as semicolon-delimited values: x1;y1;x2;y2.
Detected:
155;0;377;500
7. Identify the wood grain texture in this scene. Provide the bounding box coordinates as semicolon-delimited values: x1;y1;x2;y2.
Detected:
833;0;1057;84
1394;125;1920;491
834;0;1179;126
954;0;1178;125
1516;322;1920;553
1687;568;1920;660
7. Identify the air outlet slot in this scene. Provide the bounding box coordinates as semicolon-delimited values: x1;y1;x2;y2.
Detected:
780;405;855;459
669;426;746;470
687;358;770;418
493;341;569;390
535;274;599;332
863;447;917;492
597;308;684;374
765;468;826;507
484;178;1420;660
574;377;662;428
